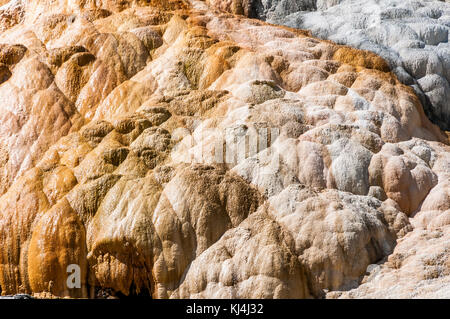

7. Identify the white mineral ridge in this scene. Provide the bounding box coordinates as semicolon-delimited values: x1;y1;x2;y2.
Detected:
250;0;450;130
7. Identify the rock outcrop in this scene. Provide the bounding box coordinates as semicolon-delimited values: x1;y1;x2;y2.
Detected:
0;0;448;299
209;0;450;131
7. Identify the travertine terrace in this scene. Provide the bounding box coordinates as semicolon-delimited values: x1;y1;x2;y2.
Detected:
0;0;448;298
210;0;450;131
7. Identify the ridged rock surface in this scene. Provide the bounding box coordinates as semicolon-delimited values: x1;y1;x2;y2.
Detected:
210;0;450;131
0;0;448;298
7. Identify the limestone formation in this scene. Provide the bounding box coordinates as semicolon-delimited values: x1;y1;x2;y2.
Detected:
0;0;448;299
210;0;450;131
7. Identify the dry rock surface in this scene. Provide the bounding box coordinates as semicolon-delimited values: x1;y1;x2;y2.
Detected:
0;0;448;299
211;0;450;131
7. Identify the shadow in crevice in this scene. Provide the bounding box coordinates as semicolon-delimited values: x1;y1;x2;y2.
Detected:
413;83;450;132
93;283;152;299
116;283;152;299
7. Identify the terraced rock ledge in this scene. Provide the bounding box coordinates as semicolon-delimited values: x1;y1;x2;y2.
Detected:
0;0;448;298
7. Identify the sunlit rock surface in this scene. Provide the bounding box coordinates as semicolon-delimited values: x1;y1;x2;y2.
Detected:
209;0;450;131
0;0;448;299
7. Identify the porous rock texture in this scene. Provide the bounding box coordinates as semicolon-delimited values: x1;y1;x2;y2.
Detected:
0;0;448;299
210;0;450;131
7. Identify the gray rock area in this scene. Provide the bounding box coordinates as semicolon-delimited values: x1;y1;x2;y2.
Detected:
245;0;450;130
0;294;33;299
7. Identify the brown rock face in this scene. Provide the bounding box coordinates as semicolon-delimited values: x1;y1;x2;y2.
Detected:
28;199;88;298
0;0;448;298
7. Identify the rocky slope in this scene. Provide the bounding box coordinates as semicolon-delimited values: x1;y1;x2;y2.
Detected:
210;0;450;131
0;0;448;298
